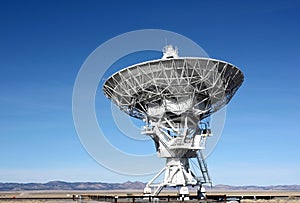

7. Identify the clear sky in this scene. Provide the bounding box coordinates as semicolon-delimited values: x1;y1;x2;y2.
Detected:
1;0;300;186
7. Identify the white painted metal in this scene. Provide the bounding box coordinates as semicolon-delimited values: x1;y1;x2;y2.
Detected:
103;45;244;196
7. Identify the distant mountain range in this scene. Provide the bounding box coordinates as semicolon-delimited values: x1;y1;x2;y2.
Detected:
0;181;145;191
0;181;300;191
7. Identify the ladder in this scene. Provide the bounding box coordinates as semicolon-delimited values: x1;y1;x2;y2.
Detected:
196;150;211;185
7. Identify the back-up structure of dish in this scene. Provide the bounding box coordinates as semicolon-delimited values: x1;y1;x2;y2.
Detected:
103;45;244;197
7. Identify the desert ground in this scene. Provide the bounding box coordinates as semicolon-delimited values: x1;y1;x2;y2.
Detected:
1;190;300;202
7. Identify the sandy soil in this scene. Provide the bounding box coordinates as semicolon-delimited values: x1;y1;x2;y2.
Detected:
1;190;300;202
0;201;73;203
241;200;300;203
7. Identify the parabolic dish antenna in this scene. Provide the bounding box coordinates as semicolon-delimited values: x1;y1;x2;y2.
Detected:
103;45;244;197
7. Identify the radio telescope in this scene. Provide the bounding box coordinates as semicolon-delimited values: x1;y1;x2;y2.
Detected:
103;45;244;197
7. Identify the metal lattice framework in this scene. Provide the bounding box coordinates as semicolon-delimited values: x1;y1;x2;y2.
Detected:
103;57;243;121
103;46;244;197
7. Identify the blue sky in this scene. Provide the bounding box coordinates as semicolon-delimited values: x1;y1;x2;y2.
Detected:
1;0;300;186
